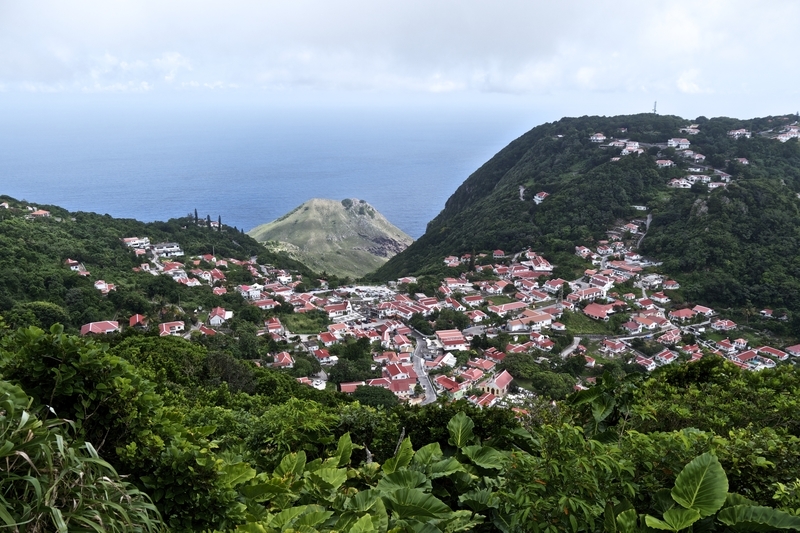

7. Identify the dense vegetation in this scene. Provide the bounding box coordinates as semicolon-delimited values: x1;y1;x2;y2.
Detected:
0;196;317;333
372;113;800;317
6;324;800;531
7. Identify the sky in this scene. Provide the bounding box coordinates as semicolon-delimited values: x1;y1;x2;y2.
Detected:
1;1;799;120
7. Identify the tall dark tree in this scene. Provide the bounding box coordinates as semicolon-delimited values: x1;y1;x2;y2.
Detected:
194;208;198;224
218;215;222;232
206;214;211;228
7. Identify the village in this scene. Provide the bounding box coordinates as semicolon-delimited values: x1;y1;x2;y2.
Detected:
67;206;800;411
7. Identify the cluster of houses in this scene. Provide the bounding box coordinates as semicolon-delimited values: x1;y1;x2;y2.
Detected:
75;222;799;407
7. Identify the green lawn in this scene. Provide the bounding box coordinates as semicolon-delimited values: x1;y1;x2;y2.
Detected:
485;295;516;306
560;311;620;335
283;312;330;334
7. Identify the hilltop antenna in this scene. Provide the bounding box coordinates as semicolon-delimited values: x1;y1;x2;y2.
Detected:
653;101;657;114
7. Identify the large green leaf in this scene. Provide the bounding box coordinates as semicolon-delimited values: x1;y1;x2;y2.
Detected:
447;412;475;448
428;457;463;479
717;505;800;531
568;386;604;406
386;488;451;520
591;394;616;423
458;489;496;512
239;478;294;501
220;462;257;488
461;446;507;470
615;509;638;533
412;442;442;467
294;509;334;528
269;506;309;529
645;508;701;531
383;438;414;475
376;470;430;493
725;493;758;507
671;453;728;517
332;433;354;468
308;468;348;491
275;451;307;478
348;513;376;533
653;488;675;514
346;490;381;513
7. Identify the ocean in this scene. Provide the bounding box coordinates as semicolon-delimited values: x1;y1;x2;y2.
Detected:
0;98;542;238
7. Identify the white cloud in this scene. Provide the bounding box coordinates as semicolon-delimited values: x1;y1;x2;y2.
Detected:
0;0;798;114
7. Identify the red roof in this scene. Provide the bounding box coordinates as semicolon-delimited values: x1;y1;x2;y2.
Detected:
491;370;514;389
129;314;147;327
80;321;119;335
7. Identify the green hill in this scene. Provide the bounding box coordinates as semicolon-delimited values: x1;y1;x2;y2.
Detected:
0;196;317;332
372;113;800;315
248;198;413;279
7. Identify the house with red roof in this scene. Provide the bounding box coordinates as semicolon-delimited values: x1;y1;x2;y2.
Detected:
483;347;506;363
313;349;335;364
436;329;468;351
636;355;657;371
158;321;185;337
711;319;737;332
129;314;148;329
324;301;352;320
318;332;338;347
658;328;681;345
480;370;514;397
272;351;294;368
208;307;233;326
468;358;496;372
655;349;678;365
602;339;627;355
340;381;366;394
80;321;120;336
468;392;497;408
756;346;788;361
692;305;714;317
583;302;614;321
669;308;696;321
434;375;466;397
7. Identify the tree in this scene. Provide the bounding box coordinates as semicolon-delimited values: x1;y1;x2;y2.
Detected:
218;215;222;232
351;385;399;408
194;208;198;224
206;214;211;228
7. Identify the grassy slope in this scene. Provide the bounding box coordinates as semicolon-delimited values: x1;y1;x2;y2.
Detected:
248;198;412;278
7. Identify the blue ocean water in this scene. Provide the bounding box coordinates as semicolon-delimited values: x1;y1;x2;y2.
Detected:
0;98;540;238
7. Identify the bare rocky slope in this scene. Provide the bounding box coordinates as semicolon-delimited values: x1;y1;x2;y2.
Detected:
247;198;413;279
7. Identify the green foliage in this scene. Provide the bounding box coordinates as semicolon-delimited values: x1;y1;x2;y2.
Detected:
0;380;162;532
351;386;399;409
372;113;800;317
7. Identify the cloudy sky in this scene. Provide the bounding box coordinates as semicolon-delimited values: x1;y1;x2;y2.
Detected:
1;1;798;118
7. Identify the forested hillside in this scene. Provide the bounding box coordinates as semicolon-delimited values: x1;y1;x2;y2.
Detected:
373;113;800;313
0;196;317;332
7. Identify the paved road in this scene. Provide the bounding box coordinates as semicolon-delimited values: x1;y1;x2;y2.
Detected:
560;336;582;358
636;213;653;249
410;331;437;405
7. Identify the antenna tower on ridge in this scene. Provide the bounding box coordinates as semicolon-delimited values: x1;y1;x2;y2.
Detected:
653;101;657;114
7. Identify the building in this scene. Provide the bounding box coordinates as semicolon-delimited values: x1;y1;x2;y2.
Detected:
80;321;120;336
479;370;514;397
158;321;185;337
